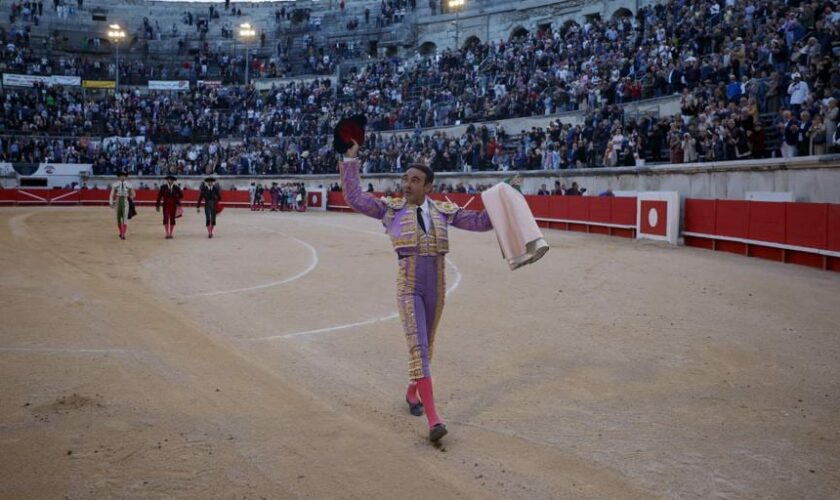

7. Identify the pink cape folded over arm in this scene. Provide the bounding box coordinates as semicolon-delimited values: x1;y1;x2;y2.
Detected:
480;182;549;270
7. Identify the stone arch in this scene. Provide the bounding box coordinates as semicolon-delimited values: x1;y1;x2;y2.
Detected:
612;7;633;19
418;41;437;56
462;35;481;49
509;25;529;41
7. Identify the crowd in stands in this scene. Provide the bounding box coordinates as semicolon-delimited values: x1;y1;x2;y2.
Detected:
0;28;336;83
0;0;348;83
1;0;840;175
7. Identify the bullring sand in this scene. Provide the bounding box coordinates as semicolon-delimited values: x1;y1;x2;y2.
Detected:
1;207;838;499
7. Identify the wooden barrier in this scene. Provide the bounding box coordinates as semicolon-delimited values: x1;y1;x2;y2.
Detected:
683;199;840;272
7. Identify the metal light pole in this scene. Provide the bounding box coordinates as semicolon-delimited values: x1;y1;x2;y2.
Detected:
448;0;464;49
239;22;256;86
108;24;126;90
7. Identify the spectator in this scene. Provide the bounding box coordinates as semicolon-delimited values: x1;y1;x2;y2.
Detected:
788;72;809;116
779;110;800;158
682;133;698;163
808;114;827;155
565;182;582;196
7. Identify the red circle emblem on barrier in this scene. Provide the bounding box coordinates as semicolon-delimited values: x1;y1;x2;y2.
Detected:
640;200;668;236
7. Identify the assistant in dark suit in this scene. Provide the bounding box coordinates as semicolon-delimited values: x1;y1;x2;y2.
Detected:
156;175;183;239
197;177;222;238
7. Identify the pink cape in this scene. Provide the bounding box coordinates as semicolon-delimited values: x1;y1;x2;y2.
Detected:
480;183;549;270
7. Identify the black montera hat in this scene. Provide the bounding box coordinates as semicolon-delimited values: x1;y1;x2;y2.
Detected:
333;114;367;154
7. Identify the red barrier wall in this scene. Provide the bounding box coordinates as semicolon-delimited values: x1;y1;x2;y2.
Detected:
80;190;110;205
16;189;49;205
749;201;786;244
611;197;636;226
829;205;840;253
0;190;18;205
715;200;750;239
684;199;716;234
327;191;364;213
48;190;82;205
786;203;828;249
533;196;637;238
328;192;839;271
684;199;840;272
2;188;258;208
5;187;837;272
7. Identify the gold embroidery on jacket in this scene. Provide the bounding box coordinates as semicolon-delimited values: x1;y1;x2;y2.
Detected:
387;202;458;254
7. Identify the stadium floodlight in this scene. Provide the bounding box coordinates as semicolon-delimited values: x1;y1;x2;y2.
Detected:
239;23;257;86
447;0;465;47
107;24;126;39
107;24;126;90
238;22;257;38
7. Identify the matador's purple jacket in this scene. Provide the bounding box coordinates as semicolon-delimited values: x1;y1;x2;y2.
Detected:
340;159;493;379
340;159;493;252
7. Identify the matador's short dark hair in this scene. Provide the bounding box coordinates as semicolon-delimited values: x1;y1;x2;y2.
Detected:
406;164;434;185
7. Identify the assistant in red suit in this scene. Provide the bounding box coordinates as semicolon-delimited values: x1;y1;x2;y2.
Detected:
156;175;183;239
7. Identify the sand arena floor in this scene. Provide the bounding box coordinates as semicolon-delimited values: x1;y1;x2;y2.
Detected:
0;206;839;499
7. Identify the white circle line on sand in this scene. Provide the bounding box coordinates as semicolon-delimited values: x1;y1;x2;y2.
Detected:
181;231;319;299
274;214;387;238
246;214;464;341
251;256;462;341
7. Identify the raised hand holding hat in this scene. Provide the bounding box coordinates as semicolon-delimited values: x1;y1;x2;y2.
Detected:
346;139;360;159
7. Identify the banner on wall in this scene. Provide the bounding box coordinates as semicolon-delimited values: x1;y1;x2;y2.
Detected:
2;74;47;87
101;136;146;149
254;75;335;91
148;80;190;91
2;74;82;87
50;75;82;86
254;78;284;91
83;80;116;89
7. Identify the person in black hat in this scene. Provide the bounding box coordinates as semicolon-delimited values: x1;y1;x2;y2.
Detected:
109;170;135;240
255;183;265;211
197;176;222;238
156;174;183;239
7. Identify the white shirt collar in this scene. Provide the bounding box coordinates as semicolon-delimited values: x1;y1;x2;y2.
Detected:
417;197;431;213
415;197;433;233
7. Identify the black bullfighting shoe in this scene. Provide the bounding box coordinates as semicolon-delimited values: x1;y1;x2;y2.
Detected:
429;423;448;442
406;397;424;417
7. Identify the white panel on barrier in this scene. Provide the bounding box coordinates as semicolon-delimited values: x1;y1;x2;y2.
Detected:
306;189;327;210
636;191;680;245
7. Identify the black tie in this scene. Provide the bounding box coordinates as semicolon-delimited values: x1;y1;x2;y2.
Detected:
416;206;426;233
